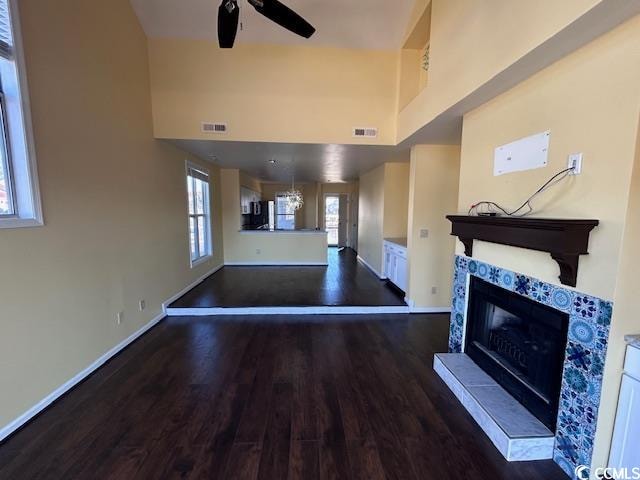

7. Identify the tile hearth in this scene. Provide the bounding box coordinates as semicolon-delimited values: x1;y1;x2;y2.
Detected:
446;255;613;479
434;353;555;461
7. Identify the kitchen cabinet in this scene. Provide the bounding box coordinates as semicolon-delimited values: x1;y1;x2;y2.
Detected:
609;341;640;470
240;187;261;214
383;239;408;292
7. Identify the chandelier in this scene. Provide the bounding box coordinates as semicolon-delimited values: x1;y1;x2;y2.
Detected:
286;174;304;211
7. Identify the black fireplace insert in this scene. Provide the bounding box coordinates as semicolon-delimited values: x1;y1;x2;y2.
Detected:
465;277;569;430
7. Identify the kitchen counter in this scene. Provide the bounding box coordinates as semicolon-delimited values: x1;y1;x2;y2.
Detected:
240;229;327;235
384;237;408;248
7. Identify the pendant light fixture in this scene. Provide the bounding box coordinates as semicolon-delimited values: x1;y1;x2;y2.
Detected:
286;166;304;211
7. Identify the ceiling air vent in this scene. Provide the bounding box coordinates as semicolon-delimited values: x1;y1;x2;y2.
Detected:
353;127;378;138
201;122;228;134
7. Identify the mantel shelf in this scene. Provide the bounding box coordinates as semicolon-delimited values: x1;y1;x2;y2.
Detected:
446;215;599;287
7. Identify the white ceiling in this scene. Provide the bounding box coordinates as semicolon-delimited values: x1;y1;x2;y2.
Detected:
130;0;414;50
171;139;409;183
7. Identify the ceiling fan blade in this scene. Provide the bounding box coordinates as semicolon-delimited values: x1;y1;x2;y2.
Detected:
218;0;240;48
250;0;316;39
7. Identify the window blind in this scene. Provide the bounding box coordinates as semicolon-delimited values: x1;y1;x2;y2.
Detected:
0;0;12;60
187;166;209;183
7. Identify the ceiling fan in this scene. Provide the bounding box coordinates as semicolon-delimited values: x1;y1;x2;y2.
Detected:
218;0;316;48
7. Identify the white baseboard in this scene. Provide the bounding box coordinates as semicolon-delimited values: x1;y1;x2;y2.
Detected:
0;261;445;443
405;296;451;314
0;311;164;443
409;306;452;314
161;263;224;311
356;255;384;279
0;263;225;444
166;305;410;316
224;262;328;266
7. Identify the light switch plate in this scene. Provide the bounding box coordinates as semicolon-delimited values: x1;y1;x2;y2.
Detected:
420;229;429;238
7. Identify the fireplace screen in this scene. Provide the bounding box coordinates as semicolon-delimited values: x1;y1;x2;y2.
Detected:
465;277;569;430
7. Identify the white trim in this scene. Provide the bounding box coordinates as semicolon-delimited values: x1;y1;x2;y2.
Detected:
166;305;411;316
0;0;43;229
409;306;452;314
0;262;225;443
404;296;451;314
190;254;212;269
0;217;42;229
224;261;329;267
238;230;327;236
162;263;224;311
460;273;471;351
0;257;441;441
0;312;165;443
356;255;384;279
323;192;350;247
185;160;213;269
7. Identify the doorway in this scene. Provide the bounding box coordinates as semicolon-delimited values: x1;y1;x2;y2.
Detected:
324;194;348;247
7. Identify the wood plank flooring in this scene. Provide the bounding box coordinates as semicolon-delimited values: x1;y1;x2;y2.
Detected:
170;248;406;308
0;314;568;480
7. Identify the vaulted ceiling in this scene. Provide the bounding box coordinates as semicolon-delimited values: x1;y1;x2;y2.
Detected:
130;0;414;50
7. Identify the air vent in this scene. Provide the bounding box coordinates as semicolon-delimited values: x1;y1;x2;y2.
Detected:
201;122;228;134
353;127;378;138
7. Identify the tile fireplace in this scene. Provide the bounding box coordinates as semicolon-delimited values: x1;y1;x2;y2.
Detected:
442;255;613;478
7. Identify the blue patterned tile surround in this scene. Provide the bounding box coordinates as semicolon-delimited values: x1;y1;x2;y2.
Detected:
449;255;613;479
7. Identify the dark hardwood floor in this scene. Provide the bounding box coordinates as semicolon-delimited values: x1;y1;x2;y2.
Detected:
170;248;406;308
0;314;567;480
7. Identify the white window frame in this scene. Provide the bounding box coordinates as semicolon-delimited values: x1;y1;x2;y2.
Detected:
0;0;42;229
275;192;296;230
186;162;212;268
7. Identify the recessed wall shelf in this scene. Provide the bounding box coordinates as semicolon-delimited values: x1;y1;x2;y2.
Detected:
446;215;599;287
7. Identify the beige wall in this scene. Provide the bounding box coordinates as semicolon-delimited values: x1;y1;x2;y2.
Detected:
357;163;410;275
349;181;360;251
407;145;460;308
397;0;602;141
239;171;262;194
397;48;422;111
148;40;399;145
457;16;640;301
221;170;327;264
0;0;224;429
591;118;640;471
357;166;386;274
456;17;640;475
304;183;319;231
383;163;410;238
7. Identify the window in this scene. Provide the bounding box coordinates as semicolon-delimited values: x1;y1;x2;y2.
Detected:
186;164;212;266
0;97;13;215
275;193;295;230
0;0;42;228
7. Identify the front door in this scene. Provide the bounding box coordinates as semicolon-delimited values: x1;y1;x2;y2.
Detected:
337;194;349;247
325;194;349;247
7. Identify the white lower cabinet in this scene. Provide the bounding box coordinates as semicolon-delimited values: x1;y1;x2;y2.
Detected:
383;241;407;293
609;344;640;470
